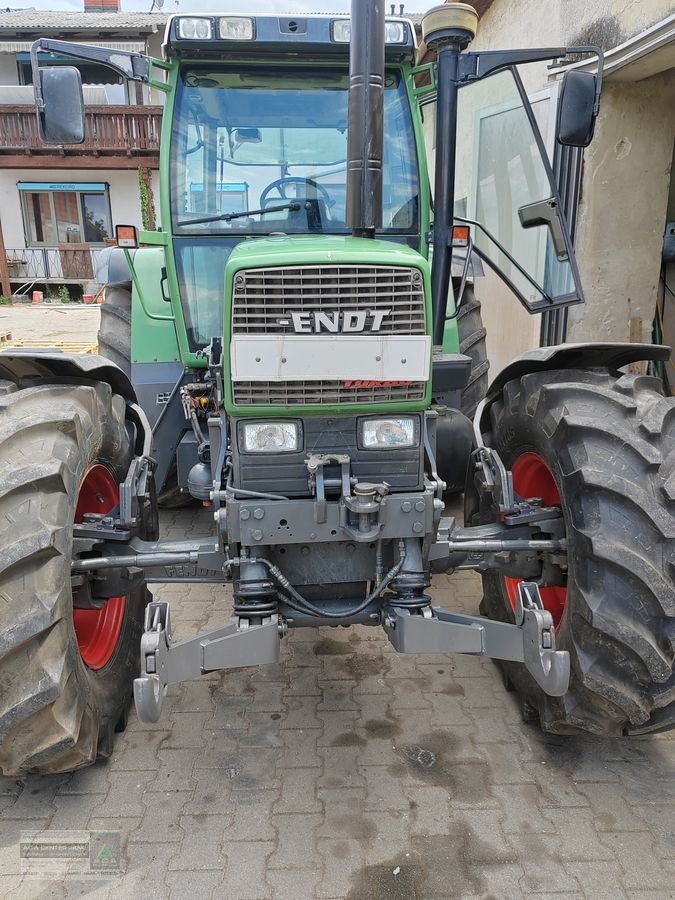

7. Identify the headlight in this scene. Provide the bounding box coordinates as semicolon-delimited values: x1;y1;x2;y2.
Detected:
176;17;213;40
332;20;351;42
219;16;254;40
360;417;417;449
332;19;407;44
241;421;300;453
385;21;406;43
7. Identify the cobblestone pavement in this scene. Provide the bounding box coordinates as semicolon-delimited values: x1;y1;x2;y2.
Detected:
1;504;674;899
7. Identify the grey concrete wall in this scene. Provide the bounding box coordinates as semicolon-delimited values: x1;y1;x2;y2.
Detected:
567;70;675;343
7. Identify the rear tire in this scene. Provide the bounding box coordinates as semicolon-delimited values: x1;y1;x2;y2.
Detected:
97;285;131;378
0;381;150;775
457;286;489;418
475;368;675;735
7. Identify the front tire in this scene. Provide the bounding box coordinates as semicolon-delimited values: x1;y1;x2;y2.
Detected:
97;284;131;379
475;368;675;736
457;286;489;418
0;381;150;775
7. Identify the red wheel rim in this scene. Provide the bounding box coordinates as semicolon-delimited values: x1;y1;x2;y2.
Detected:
503;452;567;628
73;465;126;670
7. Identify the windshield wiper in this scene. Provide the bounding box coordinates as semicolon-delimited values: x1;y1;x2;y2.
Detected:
178;202;301;227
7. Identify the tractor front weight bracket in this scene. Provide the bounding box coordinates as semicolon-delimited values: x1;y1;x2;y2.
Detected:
384;581;570;697
133;601;281;723
132;581;569;723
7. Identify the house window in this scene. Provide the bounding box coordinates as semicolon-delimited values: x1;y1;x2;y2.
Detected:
19;183;112;246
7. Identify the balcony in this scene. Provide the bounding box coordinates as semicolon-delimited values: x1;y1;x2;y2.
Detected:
0;104;162;169
6;246;102;286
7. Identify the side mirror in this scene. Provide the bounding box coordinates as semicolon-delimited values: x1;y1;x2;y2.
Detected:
556;70;598;148
36;66;85;144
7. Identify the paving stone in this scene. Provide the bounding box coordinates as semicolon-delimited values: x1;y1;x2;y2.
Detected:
109;731;169;771
130;791;192;842
284;669;323;697
183;769;234;816
389;678;433;711
317;748;366;790
539;807;616;861
268;813;322;869
113;841;175;899
148;748;200;792
222;790;279;842
361;765;410;812
405;785;451;836
578;782;663;831
316;787;366;837
267;867;322;900
163;713;214;749
249;683;285;713
222;841;274;899
317;682;359;712
1;775;69;819
57;766;109;796
273;769;322;815
563;860;630;900
209;695;252;730
632;805;675;857
198;747;279;791
167;869;225;899
286;645;323;669
366;809;413;865
280;696;323;730
168;814;229;870
316;837;367;899
316;710;360;748
495;785;559;834
515;833;582;893
50;793;98;830
278;729;322;769
0;876;24;900
599;831;675;890
522;761;590;808
92;772;156;818
88;816;143;852
238;713;284;750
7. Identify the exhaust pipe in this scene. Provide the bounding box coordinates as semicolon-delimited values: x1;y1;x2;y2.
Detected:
346;0;385;238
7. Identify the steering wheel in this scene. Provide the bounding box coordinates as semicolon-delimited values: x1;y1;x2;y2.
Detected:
260;177;332;208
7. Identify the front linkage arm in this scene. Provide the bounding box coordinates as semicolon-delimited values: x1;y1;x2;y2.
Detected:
384;581;569;697
130;578;569;724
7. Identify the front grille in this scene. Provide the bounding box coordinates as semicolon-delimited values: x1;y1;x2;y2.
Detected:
232;264;426;335
232;379;427;406
231;263;427;406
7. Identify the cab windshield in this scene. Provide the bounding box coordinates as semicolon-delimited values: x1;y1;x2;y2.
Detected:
171;66;419;235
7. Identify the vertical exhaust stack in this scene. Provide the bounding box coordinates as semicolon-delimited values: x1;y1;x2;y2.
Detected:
424;3;478;345
346;0;385;238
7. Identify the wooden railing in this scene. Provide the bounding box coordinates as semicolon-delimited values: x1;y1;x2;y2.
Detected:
0;104;162;156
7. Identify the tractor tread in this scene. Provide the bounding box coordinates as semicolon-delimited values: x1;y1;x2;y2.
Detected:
480;367;675;736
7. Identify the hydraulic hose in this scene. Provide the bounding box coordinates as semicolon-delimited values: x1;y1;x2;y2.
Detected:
231;540;406;620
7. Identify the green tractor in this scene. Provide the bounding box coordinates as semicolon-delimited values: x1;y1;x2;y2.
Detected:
0;1;672;776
